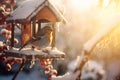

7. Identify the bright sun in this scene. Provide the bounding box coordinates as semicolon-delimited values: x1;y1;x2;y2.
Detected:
69;0;98;11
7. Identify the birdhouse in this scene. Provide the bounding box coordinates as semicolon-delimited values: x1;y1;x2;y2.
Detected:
4;1;66;79
7;0;66;49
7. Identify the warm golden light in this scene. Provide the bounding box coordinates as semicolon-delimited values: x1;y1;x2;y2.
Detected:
45;29;53;46
102;0;110;8
69;0;80;8
69;0;98;11
49;31;53;46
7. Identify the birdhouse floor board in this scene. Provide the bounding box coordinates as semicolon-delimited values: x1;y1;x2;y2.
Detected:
4;47;65;60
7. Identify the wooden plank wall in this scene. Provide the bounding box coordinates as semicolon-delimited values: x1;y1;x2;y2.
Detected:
21;22;31;46
36;6;57;22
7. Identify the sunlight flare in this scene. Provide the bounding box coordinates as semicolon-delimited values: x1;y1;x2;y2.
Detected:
69;0;98;11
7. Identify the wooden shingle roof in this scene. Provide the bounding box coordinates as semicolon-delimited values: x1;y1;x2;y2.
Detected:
7;0;66;23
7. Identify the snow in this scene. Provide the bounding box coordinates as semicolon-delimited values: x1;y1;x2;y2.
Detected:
81;61;106;80
52;71;80;80
68;58;106;80
52;59;106;80
67;56;81;72
4;47;65;60
7;0;66;23
7;0;45;21
48;0;67;23
0;41;3;46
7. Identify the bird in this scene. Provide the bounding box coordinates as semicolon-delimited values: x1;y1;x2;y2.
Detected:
19;26;53;51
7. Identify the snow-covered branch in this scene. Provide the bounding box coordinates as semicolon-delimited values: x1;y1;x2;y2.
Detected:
84;14;120;53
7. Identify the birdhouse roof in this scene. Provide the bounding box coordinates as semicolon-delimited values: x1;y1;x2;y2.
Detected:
7;0;66;23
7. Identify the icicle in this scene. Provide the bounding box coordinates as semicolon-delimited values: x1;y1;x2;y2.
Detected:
56;22;60;32
29;54;35;68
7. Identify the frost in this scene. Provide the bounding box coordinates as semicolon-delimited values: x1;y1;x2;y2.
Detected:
52;71;80;80
7;0;66;23
4;47;65;60
81;61;106;80
52;59;106;80
29;54;35;68
7;0;45;20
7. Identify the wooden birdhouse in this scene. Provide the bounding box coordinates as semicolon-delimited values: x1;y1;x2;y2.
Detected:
7;0;66;49
4;0;66;69
4;1;66;79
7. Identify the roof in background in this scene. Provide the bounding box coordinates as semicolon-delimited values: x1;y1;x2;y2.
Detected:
7;0;66;23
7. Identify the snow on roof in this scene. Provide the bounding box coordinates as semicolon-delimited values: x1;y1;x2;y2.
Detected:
7;0;45;21
7;0;66;23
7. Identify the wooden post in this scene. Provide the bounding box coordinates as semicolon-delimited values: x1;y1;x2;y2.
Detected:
32;16;36;37
11;22;14;48
52;23;55;48
38;20;41;32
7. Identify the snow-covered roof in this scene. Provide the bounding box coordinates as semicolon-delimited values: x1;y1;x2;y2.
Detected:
7;0;66;23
